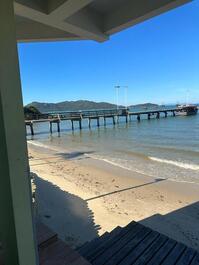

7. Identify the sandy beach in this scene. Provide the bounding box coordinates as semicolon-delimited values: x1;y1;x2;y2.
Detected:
29;143;199;250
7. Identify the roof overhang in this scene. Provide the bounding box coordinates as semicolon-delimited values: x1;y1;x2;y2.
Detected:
14;0;192;43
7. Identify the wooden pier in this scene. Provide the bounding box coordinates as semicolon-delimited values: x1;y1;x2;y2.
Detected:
25;107;194;136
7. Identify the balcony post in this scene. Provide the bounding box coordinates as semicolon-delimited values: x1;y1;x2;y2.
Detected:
0;1;38;265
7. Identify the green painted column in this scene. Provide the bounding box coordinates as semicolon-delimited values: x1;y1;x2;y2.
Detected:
0;1;38;265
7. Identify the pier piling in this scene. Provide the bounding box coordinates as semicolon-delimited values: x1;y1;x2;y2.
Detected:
26;121;34;135
103;117;106;126
97;117;100;127
49;120;60;133
79;120;82;130
49;122;52;134
57;121;60;133
88;118;91;128
71;120;74;131
30;122;34;135
113;116;116;125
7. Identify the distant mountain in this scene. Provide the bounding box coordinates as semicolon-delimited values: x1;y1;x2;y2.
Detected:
26;100;120;113
129;103;159;109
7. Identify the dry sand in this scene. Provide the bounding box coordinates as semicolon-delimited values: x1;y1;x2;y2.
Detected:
29;143;199;250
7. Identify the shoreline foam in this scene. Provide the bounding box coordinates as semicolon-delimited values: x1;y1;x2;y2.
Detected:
149;156;199;171
28;139;199;184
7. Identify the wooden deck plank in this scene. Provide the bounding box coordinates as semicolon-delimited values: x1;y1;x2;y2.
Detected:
76;220;199;265
84;221;138;260
70;256;91;265
86;226;129;259
79;228;123;256
146;238;177;265
133;234;168;265
114;231;159;265
39;239;91;265
39;240;71;265
190;253;199;265
36;222;57;248
176;248;197;265
57;244;91;265
161;243;186;265
92;224;148;265
79;227;121;257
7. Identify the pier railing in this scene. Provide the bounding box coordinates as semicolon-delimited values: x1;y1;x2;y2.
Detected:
45;108;128;119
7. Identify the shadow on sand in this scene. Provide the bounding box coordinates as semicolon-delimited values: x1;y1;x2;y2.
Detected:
32;171;199;251
30;151;94;166
86;178;165;201
32;173;100;248
140;201;199;251
57;151;94;160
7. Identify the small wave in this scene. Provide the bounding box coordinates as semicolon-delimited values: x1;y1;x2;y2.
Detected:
115;149;149;160
150;146;199;157
88;154;155;177
149;156;199;171
28;140;62;152
89;154;199;184
168;178;199;185
90;155;132;170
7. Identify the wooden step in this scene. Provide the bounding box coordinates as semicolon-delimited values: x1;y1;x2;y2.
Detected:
92;225;152;265
78;227;122;258
78;221;199;265
83;221;137;260
78;231;111;256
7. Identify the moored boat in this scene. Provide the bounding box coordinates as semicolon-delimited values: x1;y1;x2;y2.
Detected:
177;104;198;116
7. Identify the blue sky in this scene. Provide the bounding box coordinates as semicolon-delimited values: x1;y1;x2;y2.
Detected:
18;1;199;106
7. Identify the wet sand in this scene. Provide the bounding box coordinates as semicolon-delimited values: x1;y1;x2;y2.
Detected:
29;143;199;250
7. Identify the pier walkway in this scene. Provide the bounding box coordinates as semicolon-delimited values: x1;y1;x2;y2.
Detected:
25;107;186;135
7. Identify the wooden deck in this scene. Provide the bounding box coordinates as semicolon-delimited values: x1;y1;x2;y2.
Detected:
36;222;91;265
1;221;198;264
78;221;199;265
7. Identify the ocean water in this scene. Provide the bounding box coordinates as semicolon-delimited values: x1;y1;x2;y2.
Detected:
27;110;199;184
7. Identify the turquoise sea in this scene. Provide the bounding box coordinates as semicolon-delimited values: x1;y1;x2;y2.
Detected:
27;107;199;184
